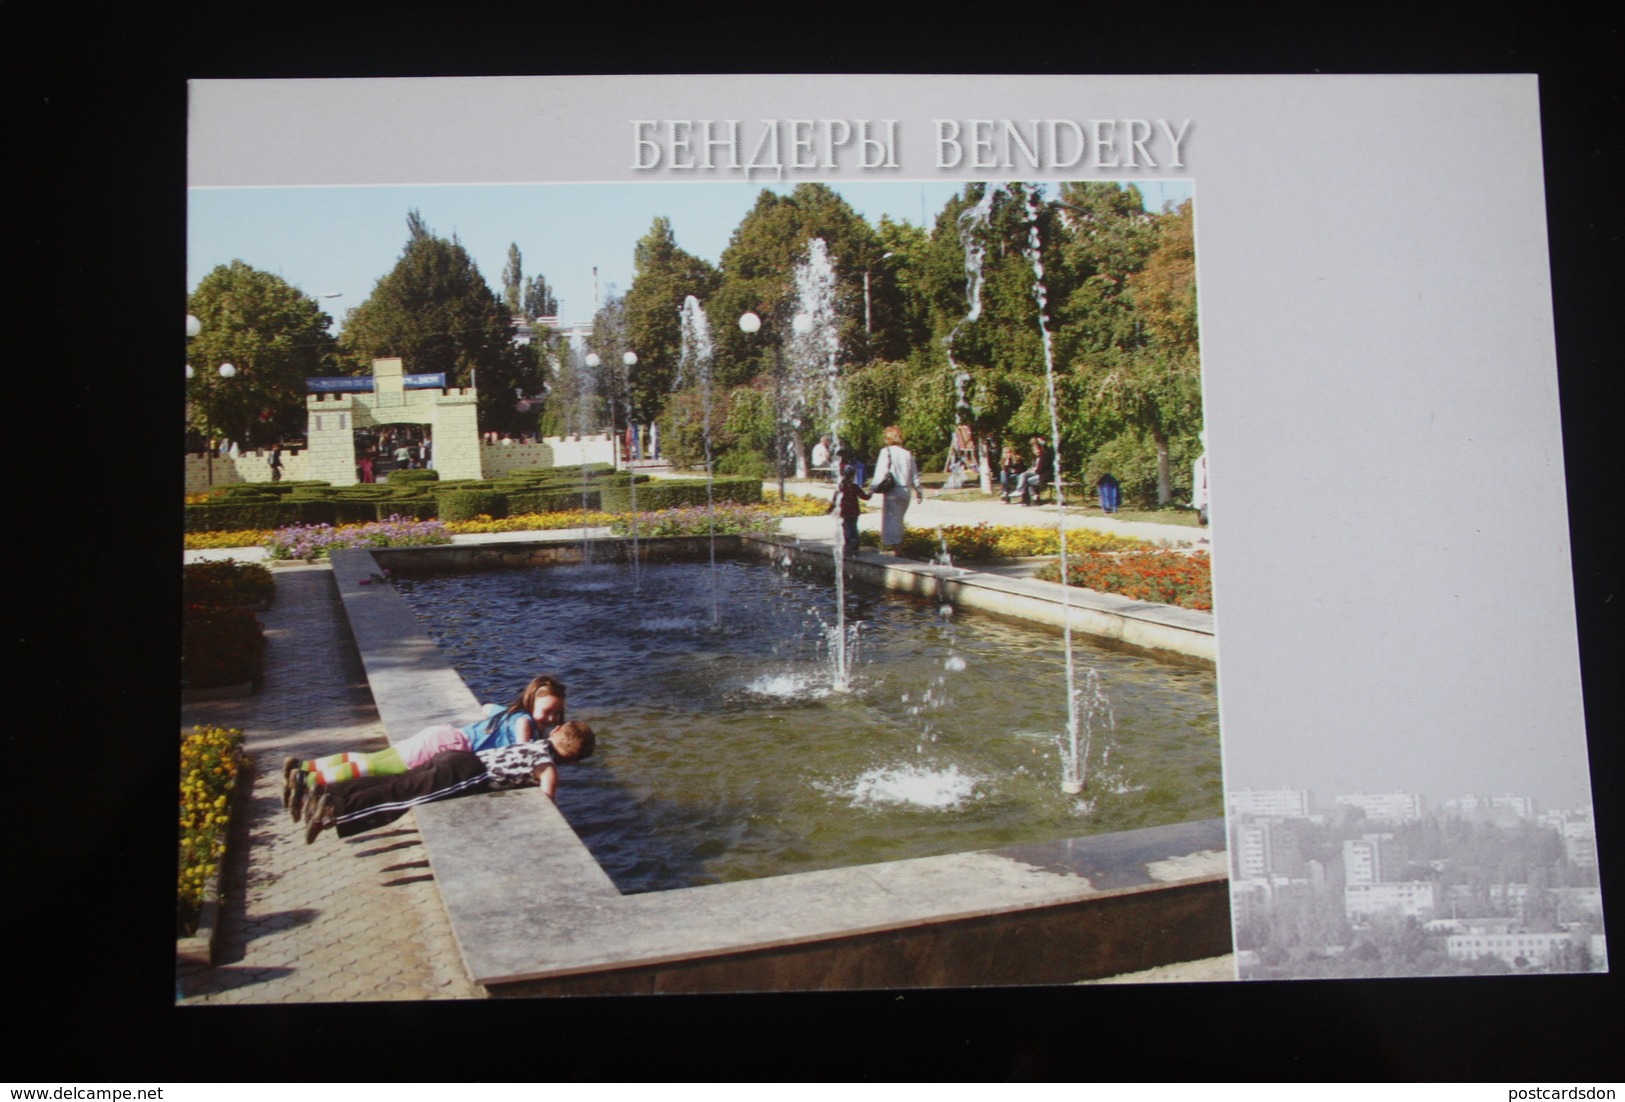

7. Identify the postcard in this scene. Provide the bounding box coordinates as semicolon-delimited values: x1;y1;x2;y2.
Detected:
182;74;1602;999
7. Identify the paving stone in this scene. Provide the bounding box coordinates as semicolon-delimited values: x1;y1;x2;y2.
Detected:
178;565;479;1006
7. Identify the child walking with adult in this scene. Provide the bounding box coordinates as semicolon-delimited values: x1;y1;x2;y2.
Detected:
868;426;924;555
282;674;567;819
827;464;871;554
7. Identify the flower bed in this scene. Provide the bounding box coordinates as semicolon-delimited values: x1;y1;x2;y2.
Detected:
262;514;453;561
185;496;833;551
1033;550;1213;611
609;502;787;537
861;523;1153;561
178;725;246;938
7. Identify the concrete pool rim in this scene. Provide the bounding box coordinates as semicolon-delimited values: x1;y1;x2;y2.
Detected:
328;534;1230;993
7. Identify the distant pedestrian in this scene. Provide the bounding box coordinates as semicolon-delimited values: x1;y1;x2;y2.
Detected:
268;443;284;483
1095;472;1120;514
828;465;872;554
1191;435;1210;527
869;426;923;554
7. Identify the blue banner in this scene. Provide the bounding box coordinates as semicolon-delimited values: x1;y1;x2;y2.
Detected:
306;377;372;392
306;373;449;392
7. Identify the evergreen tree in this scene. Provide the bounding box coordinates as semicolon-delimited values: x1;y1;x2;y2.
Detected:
711;184;897;389
502;243;523;316
622;216;722;422
523;274;559;318
340;210;538;435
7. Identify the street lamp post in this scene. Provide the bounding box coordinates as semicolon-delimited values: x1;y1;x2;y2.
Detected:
737;310;792;502
186;314;237;486
586;348;642;587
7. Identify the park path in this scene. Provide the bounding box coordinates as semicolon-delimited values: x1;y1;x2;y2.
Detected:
177;564;481;1004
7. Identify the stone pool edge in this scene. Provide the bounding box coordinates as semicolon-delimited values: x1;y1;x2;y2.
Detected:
332;538;1232;994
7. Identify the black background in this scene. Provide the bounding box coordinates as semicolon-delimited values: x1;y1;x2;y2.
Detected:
8;1;1620;1083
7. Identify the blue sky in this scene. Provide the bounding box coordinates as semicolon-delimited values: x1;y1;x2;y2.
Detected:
188;179;1194;334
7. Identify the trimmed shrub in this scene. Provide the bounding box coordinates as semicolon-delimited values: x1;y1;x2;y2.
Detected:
185;501;294;532
331;499;387;525
182;559;275;608
506;488;602;514
437;490;508;522
715;449;772;479
374;497;438;520
598;476;761;512
182;605;265;689
387;468;441;485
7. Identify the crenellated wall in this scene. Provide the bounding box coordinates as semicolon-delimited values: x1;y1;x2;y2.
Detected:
184;448;308;494
187;359;621;492
480;433;617;477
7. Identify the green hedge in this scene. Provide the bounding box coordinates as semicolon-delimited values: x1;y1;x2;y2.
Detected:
597;476;762;512
387;468;441;485
506;488;603;514
182;559;275;609
182;606;264;690
437;490;507;522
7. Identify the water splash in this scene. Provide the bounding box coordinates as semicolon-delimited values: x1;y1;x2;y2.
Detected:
792;238;854;692
571;338;597;565
1020;183;1086;790
1060;667;1116;795
945;186;1001;495
958;183;1091;793
839;762;981;810
742;671;834;701
678;294;721;628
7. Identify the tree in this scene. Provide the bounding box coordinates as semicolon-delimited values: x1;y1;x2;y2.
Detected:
1059;194;1202;505
585;292;632;435
502;244;524;316
340;210;539;435
524;273;559;319
711;183;898;389
622;216;722;422
913;183;1062;484
186;260;339;448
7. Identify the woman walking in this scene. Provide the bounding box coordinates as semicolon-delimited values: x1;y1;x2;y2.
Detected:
869;425;924;554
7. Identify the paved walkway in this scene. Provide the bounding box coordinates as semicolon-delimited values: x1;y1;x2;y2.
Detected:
178;564;481;1003
177;483;1214;1002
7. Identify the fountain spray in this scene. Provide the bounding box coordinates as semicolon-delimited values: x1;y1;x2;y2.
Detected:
791;238;852;692
678;295;721;628
1020;185;1086;793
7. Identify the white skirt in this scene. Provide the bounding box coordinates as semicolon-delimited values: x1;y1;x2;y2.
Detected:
880;487;911;546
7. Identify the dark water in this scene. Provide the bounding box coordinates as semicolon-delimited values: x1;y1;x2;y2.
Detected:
394;557;1221;894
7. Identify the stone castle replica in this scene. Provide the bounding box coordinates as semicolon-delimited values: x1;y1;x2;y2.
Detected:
185;356;616;492
303;356;481;483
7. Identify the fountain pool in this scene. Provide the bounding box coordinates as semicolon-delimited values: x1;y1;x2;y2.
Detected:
393;553;1220;895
